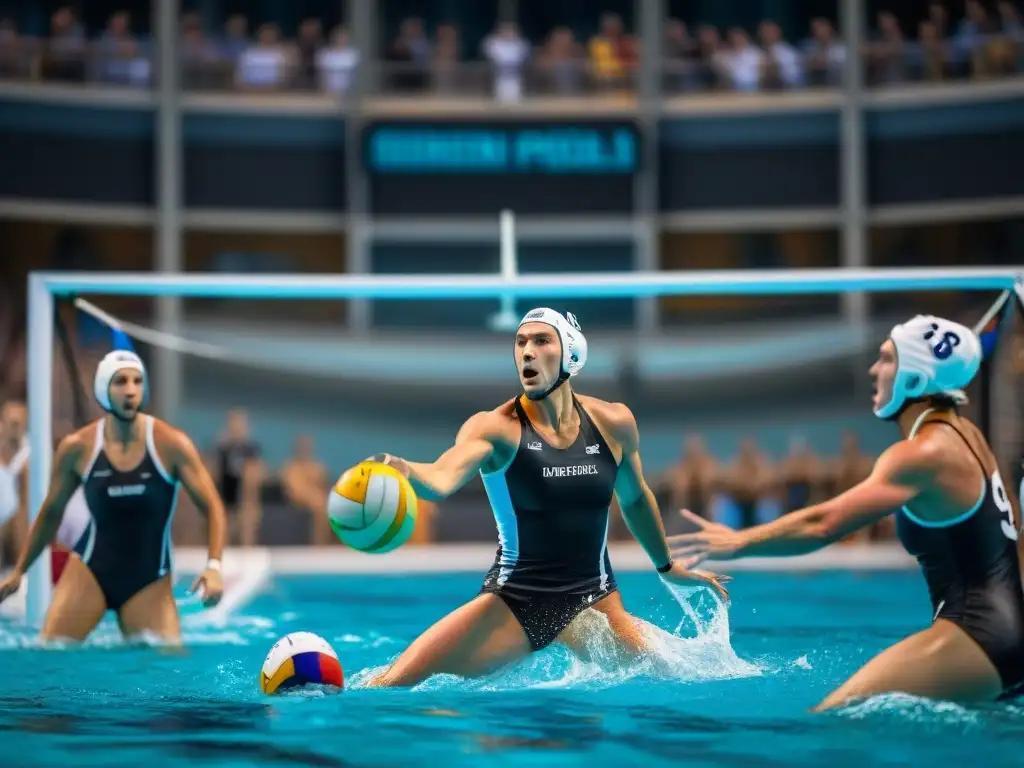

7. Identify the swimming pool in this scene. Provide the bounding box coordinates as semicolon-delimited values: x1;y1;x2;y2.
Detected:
1;570;1022;768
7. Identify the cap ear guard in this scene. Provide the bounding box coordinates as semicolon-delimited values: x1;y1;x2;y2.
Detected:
94;350;147;412
874;315;981;420
560;311;587;377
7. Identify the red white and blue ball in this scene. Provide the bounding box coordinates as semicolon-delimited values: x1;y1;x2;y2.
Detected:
260;632;344;695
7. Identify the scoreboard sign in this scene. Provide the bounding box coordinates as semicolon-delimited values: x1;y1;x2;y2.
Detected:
363;119;640;215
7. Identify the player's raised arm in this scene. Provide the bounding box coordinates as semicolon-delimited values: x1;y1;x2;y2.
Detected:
670;440;929;566
375;411;503;502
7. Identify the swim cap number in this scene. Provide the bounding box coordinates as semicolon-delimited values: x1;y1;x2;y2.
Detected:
923;323;961;361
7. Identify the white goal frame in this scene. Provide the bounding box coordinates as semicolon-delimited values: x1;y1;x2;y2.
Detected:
23;266;1023;625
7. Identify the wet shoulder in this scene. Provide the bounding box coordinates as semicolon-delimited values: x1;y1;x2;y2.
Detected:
151;417;187;451
933;415;997;475
468;399;520;437
465;400;522;473
574;394;634;461
64;420;101;478
915;416;991;472
151;417;198;479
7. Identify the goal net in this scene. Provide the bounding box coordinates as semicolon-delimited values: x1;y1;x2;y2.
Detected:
7;268;1023;624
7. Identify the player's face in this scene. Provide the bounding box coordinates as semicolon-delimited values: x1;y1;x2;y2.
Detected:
109;368;144;419
0;403;26;442
515;323;562;396
869;340;897;411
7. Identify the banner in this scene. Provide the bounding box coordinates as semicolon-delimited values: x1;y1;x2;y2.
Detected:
363;119;640;215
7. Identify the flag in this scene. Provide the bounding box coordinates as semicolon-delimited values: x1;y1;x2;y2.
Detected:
111;328;135;353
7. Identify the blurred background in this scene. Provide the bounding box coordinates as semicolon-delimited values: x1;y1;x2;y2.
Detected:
0;0;1022;558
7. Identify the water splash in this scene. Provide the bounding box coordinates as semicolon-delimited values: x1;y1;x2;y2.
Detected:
0;610;271;651
348;583;760;692
839;692;983;729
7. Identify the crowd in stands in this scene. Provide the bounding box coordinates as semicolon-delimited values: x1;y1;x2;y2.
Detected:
0;4;1021;97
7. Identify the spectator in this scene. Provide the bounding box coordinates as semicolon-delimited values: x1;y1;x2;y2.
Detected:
0;18;28;79
725;28;764;92
927;2;971;78
913;19;951;81
42;6;86;82
588;13;635;91
96;12;150;87
1;338;26;410
219;14;249;63
386;17;431;93
802;17;845;86
831;431;874;495
0;400;28;567
433;23;461;94
317;26;359;95
0;282;21;403
759;20;804;90
712;438;779;529
538;26;585;94
180;14;219;89
867;11;909;85
695;25;729;90
293;17;323;91
999;1;1024;42
657;435;719;528
956;0;997;76
280;435;331;546
985;27;1020;76
928;2;950;39
663;19;701;93
830;431;876;543
236;23;289;91
212;409;264;547
407;499;438;546
778;436;827;514
483;21;530;103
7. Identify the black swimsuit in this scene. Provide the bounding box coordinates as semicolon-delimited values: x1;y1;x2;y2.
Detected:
895;414;1024;697
74;417;179;611
479;397;620;650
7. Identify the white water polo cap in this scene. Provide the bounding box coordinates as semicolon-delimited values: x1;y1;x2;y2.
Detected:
517;308;588;396
94;350;147;413
874;314;982;420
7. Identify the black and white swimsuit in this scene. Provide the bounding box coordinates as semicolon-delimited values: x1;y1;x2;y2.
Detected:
479;396;620;649
74;417;179;610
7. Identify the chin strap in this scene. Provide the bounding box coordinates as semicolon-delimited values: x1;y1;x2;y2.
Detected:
525;372;570;401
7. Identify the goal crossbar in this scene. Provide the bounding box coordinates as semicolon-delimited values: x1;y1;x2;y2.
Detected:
32;267;1024;299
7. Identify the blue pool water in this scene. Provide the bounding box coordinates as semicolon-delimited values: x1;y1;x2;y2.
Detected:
1;570;1023;768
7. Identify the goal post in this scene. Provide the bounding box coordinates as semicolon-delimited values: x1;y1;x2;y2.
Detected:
23;266;1023;626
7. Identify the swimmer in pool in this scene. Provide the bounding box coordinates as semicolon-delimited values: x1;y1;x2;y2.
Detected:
0;349;228;643
364;307;731;688
669;314;1024;709
0;400;30;561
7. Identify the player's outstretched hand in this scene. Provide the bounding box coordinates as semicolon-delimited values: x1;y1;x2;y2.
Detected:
0;571;22;605
667;509;745;569
658;560;732;604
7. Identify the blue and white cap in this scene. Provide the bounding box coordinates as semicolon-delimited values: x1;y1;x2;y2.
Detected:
874;314;982;420
518;307;588;380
